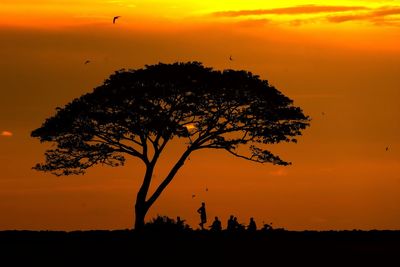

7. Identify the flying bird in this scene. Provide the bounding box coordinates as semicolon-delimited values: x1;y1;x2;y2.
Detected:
113;16;121;24
84;60;90;64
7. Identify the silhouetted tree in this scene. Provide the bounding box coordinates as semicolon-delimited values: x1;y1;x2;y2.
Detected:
31;62;310;230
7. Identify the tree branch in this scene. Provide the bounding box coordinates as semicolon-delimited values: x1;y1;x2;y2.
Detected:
94;133;145;162
149;136;169;165
139;134;149;163
224;148;264;163
146;147;193;207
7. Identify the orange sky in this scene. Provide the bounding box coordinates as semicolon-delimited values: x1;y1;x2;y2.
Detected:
0;0;400;231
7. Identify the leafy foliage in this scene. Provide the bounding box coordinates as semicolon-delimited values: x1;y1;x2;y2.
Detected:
32;62;310;176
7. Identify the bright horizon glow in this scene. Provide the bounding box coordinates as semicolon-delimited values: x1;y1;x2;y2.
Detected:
1;0;400;28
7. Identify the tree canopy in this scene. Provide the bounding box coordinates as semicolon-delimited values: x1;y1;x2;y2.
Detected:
32;62;309;174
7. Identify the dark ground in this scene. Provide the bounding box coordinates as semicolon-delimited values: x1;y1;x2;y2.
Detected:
0;230;399;266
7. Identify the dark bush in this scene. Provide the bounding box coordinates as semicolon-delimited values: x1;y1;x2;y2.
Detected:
144;215;192;232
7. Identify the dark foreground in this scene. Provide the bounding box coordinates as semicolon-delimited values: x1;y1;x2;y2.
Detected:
1;230;399;266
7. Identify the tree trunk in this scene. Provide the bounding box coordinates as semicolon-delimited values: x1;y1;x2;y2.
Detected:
134;163;154;231
133;149;191;230
134;201;148;230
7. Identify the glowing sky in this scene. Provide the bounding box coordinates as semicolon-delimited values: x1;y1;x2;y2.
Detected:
2;0;400;27
0;0;399;231
0;131;13;137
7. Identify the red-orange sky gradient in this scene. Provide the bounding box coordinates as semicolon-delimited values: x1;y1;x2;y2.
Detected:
1;0;400;231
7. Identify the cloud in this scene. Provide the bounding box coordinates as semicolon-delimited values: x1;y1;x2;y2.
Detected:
211;4;400;27
328;14;368;23
212;5;369;17
374;7;400;16
1;131;13;137
234;19;270;27
327;6;400;24
104;0;136;8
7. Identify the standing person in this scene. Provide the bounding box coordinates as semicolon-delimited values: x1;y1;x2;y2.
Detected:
197;202;207;230
247;217;257;232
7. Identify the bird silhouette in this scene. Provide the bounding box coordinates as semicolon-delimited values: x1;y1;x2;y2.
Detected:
84;60;90;64
229;55;233;61
113;16;121;24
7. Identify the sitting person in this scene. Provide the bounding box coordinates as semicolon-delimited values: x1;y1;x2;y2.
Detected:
210;216;222;232
227;215;235;231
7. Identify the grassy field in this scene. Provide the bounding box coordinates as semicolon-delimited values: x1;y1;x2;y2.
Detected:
1;230;399;266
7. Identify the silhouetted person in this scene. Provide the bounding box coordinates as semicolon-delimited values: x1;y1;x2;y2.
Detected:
233;217;239;229
197;202;207;230
263;222;273;231
234;217;245;231
227;215;235;231
210;216;222;232
247;217;257;232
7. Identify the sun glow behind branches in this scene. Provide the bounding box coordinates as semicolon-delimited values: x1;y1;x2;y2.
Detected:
184;124;197;131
